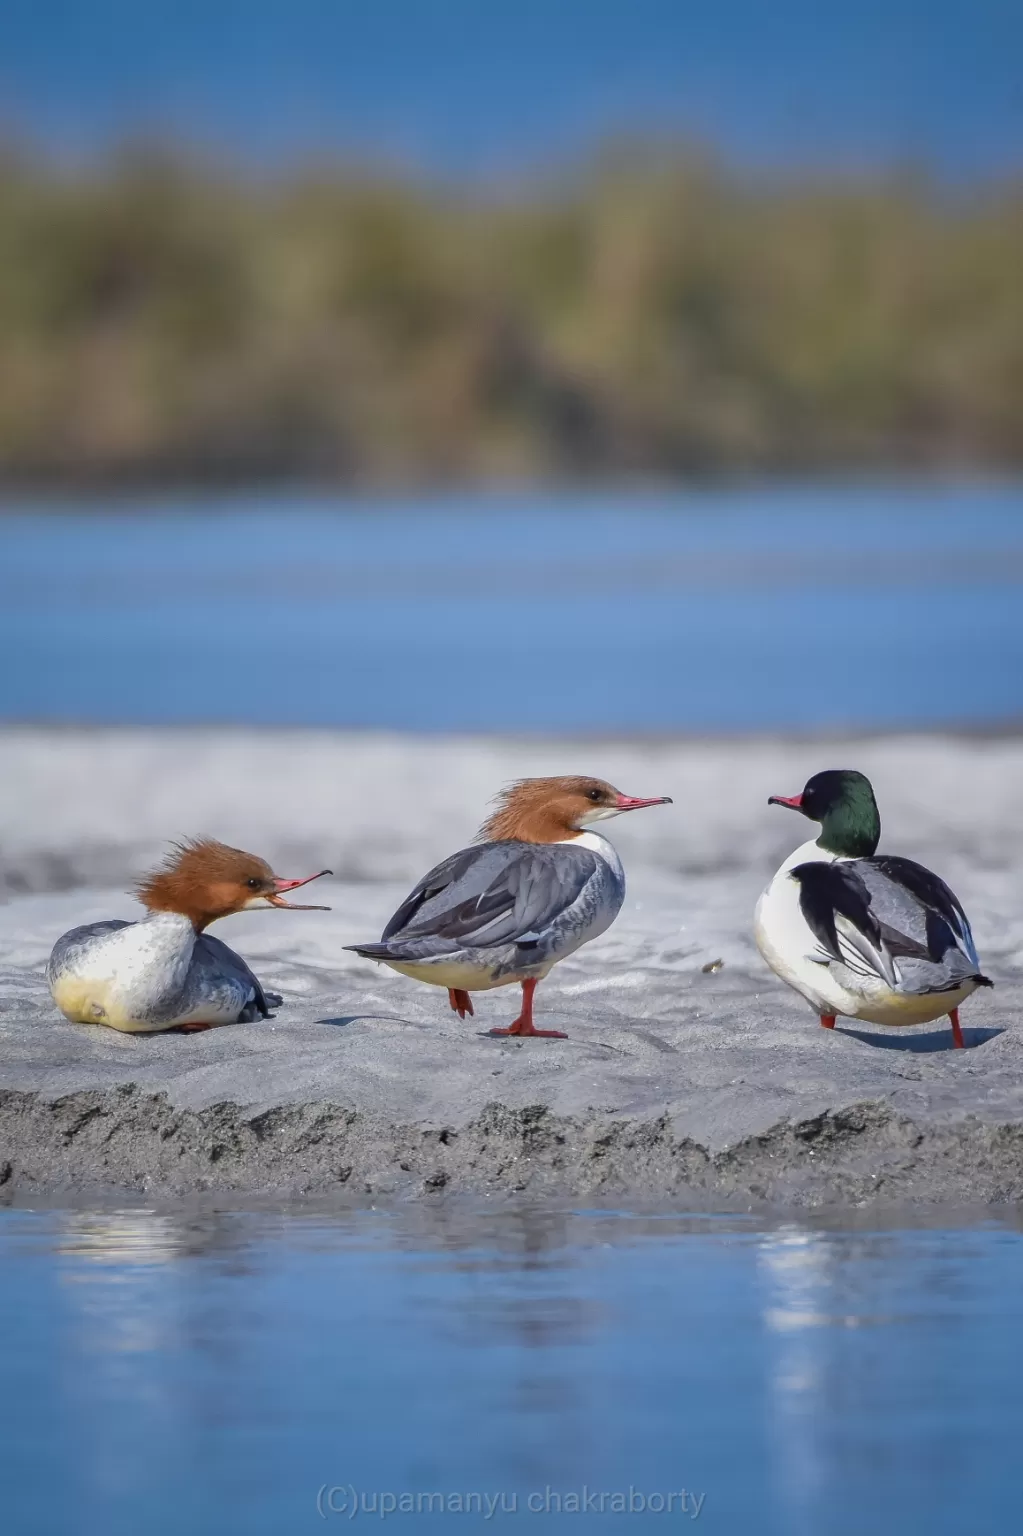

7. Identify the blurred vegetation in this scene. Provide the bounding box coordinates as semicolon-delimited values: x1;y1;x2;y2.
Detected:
0;143;1021;485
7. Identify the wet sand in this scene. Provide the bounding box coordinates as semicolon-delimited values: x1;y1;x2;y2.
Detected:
1;729;1021;1203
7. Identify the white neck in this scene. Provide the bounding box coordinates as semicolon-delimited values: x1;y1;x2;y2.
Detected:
560;828;625;880
139;903;199;940
137;909;200;970
777;835;834;875
141;908;199;932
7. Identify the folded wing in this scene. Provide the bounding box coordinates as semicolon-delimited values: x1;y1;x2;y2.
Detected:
355;840;602;958
791;856;986;996
193;932;270;1018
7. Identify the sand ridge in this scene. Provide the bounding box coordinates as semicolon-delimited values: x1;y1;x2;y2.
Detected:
0;729;1020;1202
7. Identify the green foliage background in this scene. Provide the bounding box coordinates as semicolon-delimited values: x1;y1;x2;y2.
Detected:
1;146;1021;485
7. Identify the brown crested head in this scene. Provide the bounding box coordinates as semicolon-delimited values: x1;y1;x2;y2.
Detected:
479;776;672;845
135;838;332;930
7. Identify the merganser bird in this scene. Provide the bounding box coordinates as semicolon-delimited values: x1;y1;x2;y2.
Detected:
48;839;331;1033
754;769;992;1048
346;776;672;1038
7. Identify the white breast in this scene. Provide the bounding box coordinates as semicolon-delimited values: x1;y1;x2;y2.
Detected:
561;829;626;884
753;837;855;1015
54;912;198;1029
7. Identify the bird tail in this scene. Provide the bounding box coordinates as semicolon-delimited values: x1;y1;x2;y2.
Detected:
975;974;994;988
346;933;460;962
344;942;416;962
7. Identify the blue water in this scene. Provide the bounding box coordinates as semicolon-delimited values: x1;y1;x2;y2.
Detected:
0;1204;1020;1535
4;0;1021;177
1;483;1021;731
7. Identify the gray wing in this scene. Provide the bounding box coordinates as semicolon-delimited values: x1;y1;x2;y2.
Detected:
192;933;271;1018
863;855;980;963
48;920;132;983
792;857;987;996
856;856;985;993
349;840;602;959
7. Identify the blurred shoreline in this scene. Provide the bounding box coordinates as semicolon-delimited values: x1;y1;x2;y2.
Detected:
2;725;1023;897
1;468;1021;507
2;721;1023;741
1;143;1022;489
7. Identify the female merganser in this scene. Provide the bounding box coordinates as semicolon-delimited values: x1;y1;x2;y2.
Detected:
48;839;331;1033
754;769;992;1048
346;776;671;1038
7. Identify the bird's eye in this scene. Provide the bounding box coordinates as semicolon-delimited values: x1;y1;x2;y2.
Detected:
246;877;261;890
587;788;602;802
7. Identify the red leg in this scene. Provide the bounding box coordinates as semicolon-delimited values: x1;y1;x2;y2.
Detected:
447;988;474;1020
949;1007;965;1049
490;979;567;1039
176;1022;214;1033
820;1014;836;1030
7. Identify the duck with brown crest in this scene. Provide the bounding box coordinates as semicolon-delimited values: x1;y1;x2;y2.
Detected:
47;839;331;1033
346;776;671;1038
755;770;992;1048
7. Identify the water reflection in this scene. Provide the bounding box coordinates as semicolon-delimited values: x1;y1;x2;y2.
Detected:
759;1230;837;1535
0;1205;1020;1536
58;1209;193;1267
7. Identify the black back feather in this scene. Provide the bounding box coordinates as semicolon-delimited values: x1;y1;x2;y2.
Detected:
790;861;880;965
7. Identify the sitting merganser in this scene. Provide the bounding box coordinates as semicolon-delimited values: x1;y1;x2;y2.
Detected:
48;839;331;1033
754;769;992;1048
346;776;671;1038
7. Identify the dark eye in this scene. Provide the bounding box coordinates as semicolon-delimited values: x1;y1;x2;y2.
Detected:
587;788;602;802
246;877;261;890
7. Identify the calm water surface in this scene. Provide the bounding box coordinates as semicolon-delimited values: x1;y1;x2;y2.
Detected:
1;1204;1021;1535
1;483;1021;730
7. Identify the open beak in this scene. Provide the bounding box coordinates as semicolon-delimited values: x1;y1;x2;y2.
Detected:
615;794;673;811
768;794;804;811
267;870;333;910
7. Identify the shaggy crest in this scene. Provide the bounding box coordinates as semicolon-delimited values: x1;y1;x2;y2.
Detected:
135;838;279;930
480;776;629;844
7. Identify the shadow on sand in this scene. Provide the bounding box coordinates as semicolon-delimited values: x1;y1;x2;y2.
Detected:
838;1026;1004;1053
316;1013;430;1030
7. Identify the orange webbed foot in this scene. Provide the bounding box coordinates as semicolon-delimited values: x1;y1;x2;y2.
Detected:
489;1022;567;1039
489;978;564;1038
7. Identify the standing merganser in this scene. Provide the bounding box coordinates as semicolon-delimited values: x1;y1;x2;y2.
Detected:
346;776;672;1038
754;769;992;1048
48;839;331;1033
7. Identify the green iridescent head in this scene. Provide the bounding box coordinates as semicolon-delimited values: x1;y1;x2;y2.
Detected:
768;769;880;857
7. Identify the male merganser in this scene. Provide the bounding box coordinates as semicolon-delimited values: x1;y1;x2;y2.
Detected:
754;769;992;1047
48;839;331;1033
346;776;671;1038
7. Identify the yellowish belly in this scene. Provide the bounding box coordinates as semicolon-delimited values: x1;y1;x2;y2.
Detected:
842;982;976;1028
383;959;552;991
51;976;170;1034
